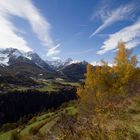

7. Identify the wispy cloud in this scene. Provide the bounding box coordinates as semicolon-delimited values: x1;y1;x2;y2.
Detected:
90;2;138;38
97;20;140;54
0;13;32;52
47;44;61;57
0;0;59;57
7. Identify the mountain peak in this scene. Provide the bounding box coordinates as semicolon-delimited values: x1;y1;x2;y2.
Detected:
0;48;50;69
0;48;23;66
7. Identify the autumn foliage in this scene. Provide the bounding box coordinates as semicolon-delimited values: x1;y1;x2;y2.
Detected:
77;42;140;115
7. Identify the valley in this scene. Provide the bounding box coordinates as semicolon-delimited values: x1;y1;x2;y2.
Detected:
0;0;140;139
0;48;82;139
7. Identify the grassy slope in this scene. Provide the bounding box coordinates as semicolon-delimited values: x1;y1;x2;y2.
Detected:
0;130;15;140
111;95;140;133
30;95;140;139
44;95;140;140
1;95;139;140
0;105;77;140
126;96;140;132
0;81;78;140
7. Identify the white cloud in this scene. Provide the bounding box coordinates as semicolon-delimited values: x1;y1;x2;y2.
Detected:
0;14;32;52
90;3;137;38
97;20;140;54
0;0;59;56
47;44;61;57
91;61;101;66
91;61;113;67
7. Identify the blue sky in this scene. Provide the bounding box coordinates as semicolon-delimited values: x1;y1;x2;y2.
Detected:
0;0;140;64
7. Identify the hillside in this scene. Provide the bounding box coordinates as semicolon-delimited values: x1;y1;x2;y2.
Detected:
0;94;140;140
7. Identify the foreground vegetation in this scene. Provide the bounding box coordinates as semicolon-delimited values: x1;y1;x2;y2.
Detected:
1;93;139;140
0;102;78;140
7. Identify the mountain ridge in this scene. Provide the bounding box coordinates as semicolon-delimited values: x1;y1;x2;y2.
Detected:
0;48;88;82
0;48;85;68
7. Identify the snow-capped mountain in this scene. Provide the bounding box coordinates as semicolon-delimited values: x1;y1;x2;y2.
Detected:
0;48;50;69
25;52;51;69
46;58;84;70
63;58;85;67
0;48;23;66
0;48;86;69
0;48;88;81
46;59;63;69
46;58;88;81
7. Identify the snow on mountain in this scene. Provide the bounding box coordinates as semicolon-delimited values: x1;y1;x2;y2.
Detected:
0;48;87;71
64;60;81;66
46;58;82;69
0;48;53;71
0;53;9;66
62;58;88;69
0;48;23;66
46;59;63;68
0;48;89;81
25;51;51;69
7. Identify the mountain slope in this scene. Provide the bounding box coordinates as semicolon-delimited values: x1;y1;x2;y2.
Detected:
60;61;88;81
0;48;51;69
26;52;51;70
0;48;88;82
0;48;59;84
